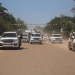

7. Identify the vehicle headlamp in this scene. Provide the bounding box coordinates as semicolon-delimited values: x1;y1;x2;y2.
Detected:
13;39;18;42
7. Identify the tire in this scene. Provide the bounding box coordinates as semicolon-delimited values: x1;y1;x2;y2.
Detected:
16;43;20;49
39;42;42;44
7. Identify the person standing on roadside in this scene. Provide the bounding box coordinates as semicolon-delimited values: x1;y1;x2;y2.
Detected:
69;30;74;41
17;29;22;46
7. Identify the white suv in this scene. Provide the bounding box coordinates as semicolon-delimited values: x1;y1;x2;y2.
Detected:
22;32;29;42
0;32;21;49
30;33;43;44
49;34;62;43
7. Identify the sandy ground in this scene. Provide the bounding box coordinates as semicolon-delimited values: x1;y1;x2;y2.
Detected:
0;39;75;75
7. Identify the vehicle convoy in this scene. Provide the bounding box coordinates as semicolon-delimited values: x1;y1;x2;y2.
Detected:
0;32;21;49
68;32;75;51
30;32;43;44
49;34;62;43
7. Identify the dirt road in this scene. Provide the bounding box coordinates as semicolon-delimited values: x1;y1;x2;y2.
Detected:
0;40;75;75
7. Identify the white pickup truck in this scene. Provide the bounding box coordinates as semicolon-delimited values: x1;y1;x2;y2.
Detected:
0;32;21;49
30;32;43;44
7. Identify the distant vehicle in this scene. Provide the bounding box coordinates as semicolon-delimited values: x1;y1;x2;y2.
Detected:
30;32;43;44
43;34;48;40
22;32;29;42
68;32;75;51
49;34;62;43
0;32;21;49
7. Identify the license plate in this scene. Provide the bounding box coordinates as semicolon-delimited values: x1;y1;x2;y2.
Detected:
4;43;12;45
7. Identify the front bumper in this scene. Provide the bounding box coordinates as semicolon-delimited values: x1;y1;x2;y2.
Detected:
0;42;19;48
52;39;62;43
30;39;42;43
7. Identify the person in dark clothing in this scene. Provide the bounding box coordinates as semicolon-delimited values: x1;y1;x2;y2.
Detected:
69;30;74;41
17;29;22;46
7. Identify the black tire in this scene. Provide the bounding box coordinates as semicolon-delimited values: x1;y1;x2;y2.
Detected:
39;42;42;44
16;43;20;49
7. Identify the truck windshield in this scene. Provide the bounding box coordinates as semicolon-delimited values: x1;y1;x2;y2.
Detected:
53;35;61;37
32;34;40;37
2;33;17;37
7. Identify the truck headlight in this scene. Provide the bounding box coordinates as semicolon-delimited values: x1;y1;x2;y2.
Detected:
13;39;18;42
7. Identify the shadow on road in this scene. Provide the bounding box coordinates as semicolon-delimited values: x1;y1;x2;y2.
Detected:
0;47;28;50
30;43;45;45
69;49;75;52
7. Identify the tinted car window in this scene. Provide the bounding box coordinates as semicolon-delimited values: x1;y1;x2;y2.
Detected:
2;33;17;37
32;34;40;37
53;35;61;37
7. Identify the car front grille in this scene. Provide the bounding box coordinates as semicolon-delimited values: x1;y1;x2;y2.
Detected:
34;38;40;40
2;39;14;43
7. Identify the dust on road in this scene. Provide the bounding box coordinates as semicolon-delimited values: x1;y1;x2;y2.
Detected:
0;40;75;75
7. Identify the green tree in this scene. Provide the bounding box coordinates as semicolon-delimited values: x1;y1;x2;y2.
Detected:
63;21;73;37
44;15;74;37
0;3;16;34
15;18;27;30
43;24;51;33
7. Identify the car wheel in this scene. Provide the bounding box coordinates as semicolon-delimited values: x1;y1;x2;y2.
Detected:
39;42;42;44
16;43;20;49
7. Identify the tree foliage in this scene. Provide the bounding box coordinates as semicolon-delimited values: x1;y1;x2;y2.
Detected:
44;15;74;37
0;3;27;34
15;18;27;30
